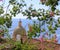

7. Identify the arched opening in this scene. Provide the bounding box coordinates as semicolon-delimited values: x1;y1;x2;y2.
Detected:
16;34;21;41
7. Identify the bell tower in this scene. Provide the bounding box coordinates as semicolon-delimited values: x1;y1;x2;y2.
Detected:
12;20;27;43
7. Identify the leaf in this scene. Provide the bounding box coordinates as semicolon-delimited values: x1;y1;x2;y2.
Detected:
54;27;57;30
51;29;55;34
55;24;59;27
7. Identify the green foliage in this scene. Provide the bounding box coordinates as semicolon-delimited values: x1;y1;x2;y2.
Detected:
28;21;41;38
23;0;60;38
0;17;5;25
9;0;16;5
5;15;12;28
0;0;26;28
0;6;4;14
0;24;9;37
12;41;38;50
41;0;59;11
12;41;22;50
58;17;60;24
0;0;60;50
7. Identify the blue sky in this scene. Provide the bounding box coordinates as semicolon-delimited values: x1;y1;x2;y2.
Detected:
0;0;60;19
14;0;60;19
2;0;60;44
